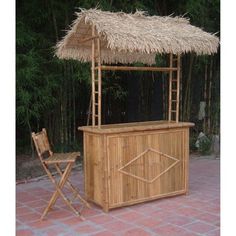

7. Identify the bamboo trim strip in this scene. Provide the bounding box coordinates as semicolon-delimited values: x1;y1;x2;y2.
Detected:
118;146;180;184
150;159;180;183
97;65;178;72
148;147;179;162
118;149;149;169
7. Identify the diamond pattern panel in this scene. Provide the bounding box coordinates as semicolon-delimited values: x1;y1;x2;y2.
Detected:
118;148;180;183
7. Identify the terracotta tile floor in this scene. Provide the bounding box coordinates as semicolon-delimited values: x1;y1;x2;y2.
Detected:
16;158;220;236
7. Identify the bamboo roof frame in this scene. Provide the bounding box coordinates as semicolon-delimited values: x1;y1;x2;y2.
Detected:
55;8;219;64
55;8;219;127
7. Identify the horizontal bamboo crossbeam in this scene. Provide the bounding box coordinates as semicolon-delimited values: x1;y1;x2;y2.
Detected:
78;36;99;44
95;65;178;72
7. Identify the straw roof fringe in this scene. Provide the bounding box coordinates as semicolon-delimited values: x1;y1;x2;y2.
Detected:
55;8;219;65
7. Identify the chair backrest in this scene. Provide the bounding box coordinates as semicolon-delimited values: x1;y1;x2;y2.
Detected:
32;128;53;161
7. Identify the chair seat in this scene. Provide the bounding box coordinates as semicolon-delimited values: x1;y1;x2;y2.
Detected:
44;152;80;164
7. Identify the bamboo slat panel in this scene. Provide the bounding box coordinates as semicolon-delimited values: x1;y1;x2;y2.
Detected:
81;122;192;211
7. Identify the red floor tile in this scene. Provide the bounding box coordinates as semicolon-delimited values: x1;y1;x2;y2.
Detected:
24;199;47;208
206;229;220;236
16;206;34;216
17;212;42;223
16;229;34;236
27;219;55;229
92;231;116;236
173;206;204;217
103;220;132;232
39;225;67;236
74;224;99;234
153;223;197;236
122;228;152;236
115;211;144;221
194;212;220;224
46;208;73;220
184;221;217;234
59;215;84;226
81;208;101;217
167;215;195;226
135;217;164;228
89;214;115;224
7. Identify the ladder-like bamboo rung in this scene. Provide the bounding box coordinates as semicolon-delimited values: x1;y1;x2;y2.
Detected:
94;103;99;106
171;110;177;113
172;89;177;92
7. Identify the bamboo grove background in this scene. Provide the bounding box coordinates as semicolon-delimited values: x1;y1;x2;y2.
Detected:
16;0;220;155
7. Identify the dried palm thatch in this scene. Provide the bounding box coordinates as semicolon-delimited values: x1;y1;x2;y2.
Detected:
55;8;219;65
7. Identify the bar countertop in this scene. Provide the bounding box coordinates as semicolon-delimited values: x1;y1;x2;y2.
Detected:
78;120;194;134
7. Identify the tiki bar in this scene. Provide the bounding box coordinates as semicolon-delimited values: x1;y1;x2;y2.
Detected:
55;9;219;212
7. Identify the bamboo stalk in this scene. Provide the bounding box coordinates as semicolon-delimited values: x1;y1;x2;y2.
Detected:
168;53;173;121
176;54;180;122
97;37;102;128
203;62;208;133
86;94;92;126
91;25;95;127
179;55;183;121
208;57;213;133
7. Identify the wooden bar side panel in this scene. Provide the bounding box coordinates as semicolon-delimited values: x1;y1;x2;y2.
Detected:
84;133;104;206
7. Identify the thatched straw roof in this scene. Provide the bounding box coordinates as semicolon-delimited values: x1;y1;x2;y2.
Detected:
55;8;219;65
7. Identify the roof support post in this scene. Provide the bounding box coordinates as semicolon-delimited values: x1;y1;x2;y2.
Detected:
176;54;181;122
168;53;180;122
96;37;102;127
91;25;102;128
168;53;173;121
91;25;95;127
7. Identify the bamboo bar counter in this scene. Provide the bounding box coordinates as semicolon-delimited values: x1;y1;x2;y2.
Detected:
55;9;219;211
79;121;194;211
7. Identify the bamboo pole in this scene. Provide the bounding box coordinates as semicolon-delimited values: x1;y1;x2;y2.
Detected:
168;53;173;121
176;54;180;122
179;55;183;121
97;37;102;128
77;35;99;44
91;25;95;127
96;65;177;72
86;94;92;126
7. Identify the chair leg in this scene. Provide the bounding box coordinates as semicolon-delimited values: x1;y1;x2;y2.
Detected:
55;164;91;208
41;162;83;220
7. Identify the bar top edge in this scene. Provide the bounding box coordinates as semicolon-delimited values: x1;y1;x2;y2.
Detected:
78;120;194;134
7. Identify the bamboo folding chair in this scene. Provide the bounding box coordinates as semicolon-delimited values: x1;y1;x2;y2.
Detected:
32;128;90;220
